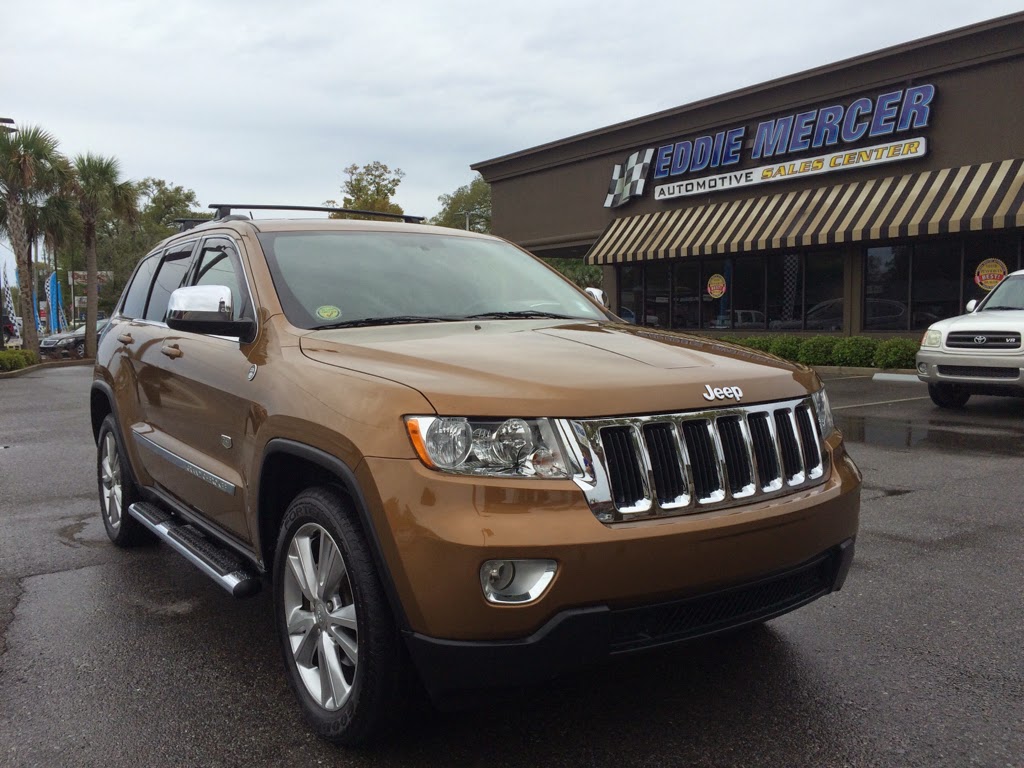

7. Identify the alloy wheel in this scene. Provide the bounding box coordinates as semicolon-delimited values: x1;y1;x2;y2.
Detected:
283;523;359;711
99;432;122;529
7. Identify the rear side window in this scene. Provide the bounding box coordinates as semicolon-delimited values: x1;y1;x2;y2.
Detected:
121;252;161;319
144;242;196;322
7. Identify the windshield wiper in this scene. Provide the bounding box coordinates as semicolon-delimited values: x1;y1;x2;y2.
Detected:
981;306;1022;311
312;315;457;330
463;310;574;320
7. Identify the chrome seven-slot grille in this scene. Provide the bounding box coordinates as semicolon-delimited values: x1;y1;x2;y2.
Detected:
559;396;827;523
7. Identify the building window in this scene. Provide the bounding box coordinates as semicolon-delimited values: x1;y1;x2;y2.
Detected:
702;258;731;329
671;261;700;329
864;246;911;330
767;253;803;329
732;257;767;330
618;264;642;324
964;232;1021;309
911;241;959;329
864;233;1023;331
803;251;844;331
644;261;671;327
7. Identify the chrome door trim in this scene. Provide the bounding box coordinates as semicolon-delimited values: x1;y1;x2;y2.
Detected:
132;430;236;496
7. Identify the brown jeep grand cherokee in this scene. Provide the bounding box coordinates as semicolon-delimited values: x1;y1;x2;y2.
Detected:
91;208;860;745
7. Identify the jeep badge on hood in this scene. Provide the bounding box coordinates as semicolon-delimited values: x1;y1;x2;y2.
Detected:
703;384;744;401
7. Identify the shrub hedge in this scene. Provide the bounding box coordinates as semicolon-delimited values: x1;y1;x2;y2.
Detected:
831;336;879;367
0;350;40;372
796;336;838;366
872;338;921;370
724;334;916;369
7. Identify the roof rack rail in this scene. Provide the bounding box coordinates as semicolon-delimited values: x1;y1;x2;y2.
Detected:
209;204;425;224
173;217;213;232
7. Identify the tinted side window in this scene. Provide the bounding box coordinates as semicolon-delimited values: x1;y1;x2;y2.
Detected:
192;238;252;320
144;242;196;322
121;252;162;319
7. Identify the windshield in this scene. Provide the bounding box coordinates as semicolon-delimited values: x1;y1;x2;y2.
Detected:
257;231;608;329
979;275;1024;311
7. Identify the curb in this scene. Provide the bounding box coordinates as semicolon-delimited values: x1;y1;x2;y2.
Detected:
0;358;93;380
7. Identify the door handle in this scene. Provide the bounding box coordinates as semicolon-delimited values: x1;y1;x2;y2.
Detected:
117;333;134;345
161;344;183;359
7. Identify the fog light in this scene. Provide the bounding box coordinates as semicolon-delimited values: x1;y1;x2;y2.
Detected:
480;559;557;604
917;362;929;375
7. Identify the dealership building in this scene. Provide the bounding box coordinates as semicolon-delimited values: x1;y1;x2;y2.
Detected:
473;13;1024;336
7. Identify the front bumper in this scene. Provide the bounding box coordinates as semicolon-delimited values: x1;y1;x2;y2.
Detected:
916;349;1024;394
357;434;860;641
405;538;854;697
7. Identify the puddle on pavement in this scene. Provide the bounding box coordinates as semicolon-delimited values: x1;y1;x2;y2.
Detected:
837;413;1024;456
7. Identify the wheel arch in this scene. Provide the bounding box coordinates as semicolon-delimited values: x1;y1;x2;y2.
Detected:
90;381;116;444
257;439;409;630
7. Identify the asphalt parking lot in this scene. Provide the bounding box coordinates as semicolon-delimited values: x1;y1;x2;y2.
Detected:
1;366;1022;767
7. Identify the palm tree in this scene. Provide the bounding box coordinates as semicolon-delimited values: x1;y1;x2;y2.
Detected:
0;126;69;354
71;154;137;357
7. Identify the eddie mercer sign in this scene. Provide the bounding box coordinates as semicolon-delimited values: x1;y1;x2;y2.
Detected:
604;84;935;208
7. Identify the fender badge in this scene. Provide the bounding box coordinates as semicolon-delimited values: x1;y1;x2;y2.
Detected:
247;364;258;381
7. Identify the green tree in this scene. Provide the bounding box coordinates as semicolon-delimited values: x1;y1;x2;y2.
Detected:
542;257;603;288
325;161;405;220
71;153;138;357
431;173;491;232
0;126;70;354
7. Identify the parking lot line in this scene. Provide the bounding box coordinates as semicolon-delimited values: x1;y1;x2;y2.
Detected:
833;395;931;411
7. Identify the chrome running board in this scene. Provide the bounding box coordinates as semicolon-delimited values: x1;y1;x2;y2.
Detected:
128;502;262;599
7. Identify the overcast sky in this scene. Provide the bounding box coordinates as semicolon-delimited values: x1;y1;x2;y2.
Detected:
3;0;1022;280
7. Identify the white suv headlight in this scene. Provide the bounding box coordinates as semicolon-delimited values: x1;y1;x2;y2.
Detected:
406;416;570;478
810;388;835;437
921;328;942;347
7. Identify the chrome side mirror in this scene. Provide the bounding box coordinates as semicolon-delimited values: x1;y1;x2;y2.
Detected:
167;285;254;341
965;299;977;312
584;287;608;307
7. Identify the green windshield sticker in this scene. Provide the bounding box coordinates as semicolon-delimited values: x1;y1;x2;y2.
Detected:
315;305;342;321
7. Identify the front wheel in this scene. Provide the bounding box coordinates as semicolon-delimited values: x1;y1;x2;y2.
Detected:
273;486;407;745
928;383;971;409
97;415;151;546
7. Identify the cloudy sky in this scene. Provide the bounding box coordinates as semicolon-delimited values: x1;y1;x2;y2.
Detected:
3;0;1022;279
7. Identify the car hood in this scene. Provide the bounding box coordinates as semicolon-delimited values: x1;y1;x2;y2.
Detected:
300;320;817;417
931;309;1024;333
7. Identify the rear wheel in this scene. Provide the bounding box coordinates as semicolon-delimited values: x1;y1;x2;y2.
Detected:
273;486;407;745
928;383;971;409
97;415;151;546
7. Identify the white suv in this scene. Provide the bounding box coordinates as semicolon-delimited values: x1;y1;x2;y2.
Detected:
917;270;1024;408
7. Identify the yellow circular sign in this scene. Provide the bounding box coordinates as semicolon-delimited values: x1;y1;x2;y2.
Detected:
706;274;727;299
315;305;342;320
974;259;1007;291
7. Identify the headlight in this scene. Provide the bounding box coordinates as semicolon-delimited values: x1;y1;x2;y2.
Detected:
810;387;835;437
405;416;570;478
921;329;941;347
57;337;77;347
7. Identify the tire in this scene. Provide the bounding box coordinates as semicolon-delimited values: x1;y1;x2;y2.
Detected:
76;342;85;359
97;414;151;547
928;383;971;409
273;486;407;746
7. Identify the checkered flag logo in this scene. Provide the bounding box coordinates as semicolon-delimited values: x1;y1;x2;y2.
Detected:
604;148;655;208
2;265;16;323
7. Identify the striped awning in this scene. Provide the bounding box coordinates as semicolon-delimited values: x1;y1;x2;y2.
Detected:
586;158;1024;265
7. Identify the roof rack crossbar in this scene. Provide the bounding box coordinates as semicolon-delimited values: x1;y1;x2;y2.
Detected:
209;204;425;224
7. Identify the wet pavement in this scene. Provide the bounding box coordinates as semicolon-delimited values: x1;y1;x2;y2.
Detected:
1;367;1023;767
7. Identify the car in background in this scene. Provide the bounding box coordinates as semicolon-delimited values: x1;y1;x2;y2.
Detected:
40;319;109;359
917;269;1024;408
2;314;18;344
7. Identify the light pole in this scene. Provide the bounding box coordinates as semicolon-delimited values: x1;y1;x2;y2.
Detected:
457;207;486;231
